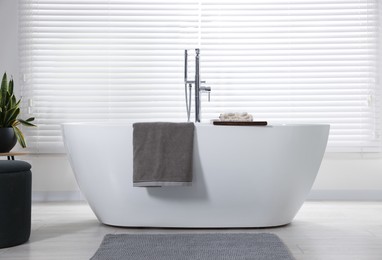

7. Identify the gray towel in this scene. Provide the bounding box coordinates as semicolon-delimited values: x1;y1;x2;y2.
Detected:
133;122;194;187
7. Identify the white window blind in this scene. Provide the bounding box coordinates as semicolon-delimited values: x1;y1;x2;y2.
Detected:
19;0;381;153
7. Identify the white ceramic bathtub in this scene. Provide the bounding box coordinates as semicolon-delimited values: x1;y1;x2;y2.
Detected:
62;123;329;228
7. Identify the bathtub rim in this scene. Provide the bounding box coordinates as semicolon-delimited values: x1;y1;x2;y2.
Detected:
61;122;330;128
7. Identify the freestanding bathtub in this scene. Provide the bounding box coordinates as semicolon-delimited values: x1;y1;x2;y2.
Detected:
62;123;329;228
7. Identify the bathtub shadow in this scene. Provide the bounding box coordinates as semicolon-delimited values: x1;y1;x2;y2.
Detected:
146;139;208;201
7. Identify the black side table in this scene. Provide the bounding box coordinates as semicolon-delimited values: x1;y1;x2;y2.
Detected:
0;152;28;161
0;160;32;248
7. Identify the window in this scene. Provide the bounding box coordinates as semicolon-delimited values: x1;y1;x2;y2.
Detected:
19;0;381;152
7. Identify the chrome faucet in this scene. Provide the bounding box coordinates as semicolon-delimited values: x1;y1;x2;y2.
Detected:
184;49;211;122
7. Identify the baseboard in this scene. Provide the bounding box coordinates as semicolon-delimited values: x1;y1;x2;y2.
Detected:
32;190;382;202
32;191;85;202
307;190;382;201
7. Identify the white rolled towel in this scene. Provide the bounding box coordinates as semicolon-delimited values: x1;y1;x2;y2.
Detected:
219;112;253;122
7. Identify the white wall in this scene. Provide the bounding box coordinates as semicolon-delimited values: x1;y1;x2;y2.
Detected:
0;0;19;82
1;0;382;201
312;153;382;200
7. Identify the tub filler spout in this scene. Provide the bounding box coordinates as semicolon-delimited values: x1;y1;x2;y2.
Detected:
184;49;211;123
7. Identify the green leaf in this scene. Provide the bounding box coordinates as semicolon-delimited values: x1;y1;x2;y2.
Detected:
2;109;9;126
1;73;7;91
4;92;11;109
26;117;35;122
10;95;16;108
19;119;36;127
12;125;26;148
0;73;8;108
5;107;20;126
8;78;13;95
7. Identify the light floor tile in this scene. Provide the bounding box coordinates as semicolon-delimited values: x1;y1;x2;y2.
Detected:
0;201;381;259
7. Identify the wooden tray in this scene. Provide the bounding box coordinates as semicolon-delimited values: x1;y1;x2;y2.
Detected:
213;121;268;126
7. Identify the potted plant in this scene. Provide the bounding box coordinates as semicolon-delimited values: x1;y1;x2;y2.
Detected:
0;72;35;152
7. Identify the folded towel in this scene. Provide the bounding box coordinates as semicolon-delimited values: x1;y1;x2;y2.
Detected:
133;122;194;187
219;112;253;122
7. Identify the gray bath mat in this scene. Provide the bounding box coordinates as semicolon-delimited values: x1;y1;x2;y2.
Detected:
90;233;295;260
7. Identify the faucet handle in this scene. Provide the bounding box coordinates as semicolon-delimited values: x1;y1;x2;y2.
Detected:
200;86;211;102
185;80;206;84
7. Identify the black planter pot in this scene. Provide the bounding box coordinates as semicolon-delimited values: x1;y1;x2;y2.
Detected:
0;128;17;153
